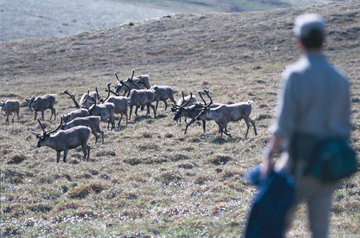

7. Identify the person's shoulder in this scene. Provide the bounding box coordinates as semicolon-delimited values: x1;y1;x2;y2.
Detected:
282;60;305;82
284;57;308;74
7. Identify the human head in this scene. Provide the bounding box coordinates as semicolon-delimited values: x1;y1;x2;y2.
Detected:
293;14;325;50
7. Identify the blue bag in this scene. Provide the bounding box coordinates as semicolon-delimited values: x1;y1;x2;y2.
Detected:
244;167;295;238
308;139;358;182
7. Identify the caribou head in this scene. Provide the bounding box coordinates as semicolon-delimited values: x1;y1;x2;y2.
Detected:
30;118;63;148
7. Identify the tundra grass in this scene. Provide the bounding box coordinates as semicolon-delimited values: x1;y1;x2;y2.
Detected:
1;1;360;237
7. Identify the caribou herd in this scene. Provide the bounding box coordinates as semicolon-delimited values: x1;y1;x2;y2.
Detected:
0;69;257;163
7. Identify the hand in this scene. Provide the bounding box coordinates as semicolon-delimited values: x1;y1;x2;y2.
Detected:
260;152;274;181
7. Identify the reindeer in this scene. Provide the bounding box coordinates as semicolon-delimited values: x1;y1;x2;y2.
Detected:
195;91;257;138
25;94;56;121
0;99;20;124
61;116;104;144
150;85;176;111
172;91;222;134
62;108;89;123
64;89;115;130
30;118;91;163
79;87;101;109
87;98;116;130
103;83;128;129
171;92;197;123
64;88;100;110
63;90;90;122
113;70;151;96
172;93;197;113
125;80;156;120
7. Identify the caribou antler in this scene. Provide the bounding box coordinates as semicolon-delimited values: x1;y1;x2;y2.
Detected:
127;78;140;89
48;117;63;134
95;87;100;100
198;91;207;106
129;69;135;81
102;83;112;103
29;128;41;138
115;72;121;83
37;119;46;133
64;89;80;109
203;90;213;107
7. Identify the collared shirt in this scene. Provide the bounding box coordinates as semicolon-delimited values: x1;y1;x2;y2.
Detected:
270;52;352;140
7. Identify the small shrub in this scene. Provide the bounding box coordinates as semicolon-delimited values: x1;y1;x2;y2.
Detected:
156;171;182;185
171;154;190;162
61;173;72;181
69;159;79;164
189;138;201;143
138;143;160;151
67;183;108;199
194;174;212;185
221;169;244;180
177;163;193;169
76;173;92;179
89;170;99;175
143;132;152;138
209;155;232;165
212;203;228;215
2;169;25;184
61;185;68;193
123;192;138;200
7;154;26;164
165;133;173;138
215;168;223;173
99;174;111;180
256;114;272;121
73;209;98;219
2;227;19;236
123;158;143;165
96;150;116;157
38;175;54;184
56;201;83;211
28;204;53;213
144;157;167;164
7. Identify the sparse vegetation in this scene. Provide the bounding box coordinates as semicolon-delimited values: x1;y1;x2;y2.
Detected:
1;1;360;237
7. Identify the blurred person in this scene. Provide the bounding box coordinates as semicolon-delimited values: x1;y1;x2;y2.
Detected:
261;13;352;238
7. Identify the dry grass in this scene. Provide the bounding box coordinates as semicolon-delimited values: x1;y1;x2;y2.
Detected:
1;1;360;237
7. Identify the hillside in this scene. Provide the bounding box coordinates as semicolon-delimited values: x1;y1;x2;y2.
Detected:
1;1;360;237
1;0;340;42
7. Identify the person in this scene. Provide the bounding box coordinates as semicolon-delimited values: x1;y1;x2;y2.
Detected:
261;14;352;238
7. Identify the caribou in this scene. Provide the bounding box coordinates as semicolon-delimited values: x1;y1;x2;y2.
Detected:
0;99;20;124
30;118;91;163
113;70;151;96
25;94;56;121
195;91;257;138
172;91;222;134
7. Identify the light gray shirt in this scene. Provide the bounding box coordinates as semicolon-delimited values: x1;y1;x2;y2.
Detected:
270;53;352;140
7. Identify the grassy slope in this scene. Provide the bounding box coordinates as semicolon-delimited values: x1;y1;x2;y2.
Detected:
119;0;339;12
1;1;360;237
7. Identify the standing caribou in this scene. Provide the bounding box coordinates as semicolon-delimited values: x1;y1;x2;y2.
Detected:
61;116;104;144
195;91;257;138
113;70;151;96
122;80;157;120
64;88;100;110
172;91;222;134
25;94;56;121
30;118;91;163
0;99;20;124
63;90;89;122
103;83;129;129
64;89;115;130
79;88;101;109
150;85;176;111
